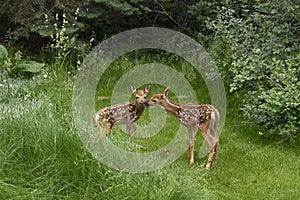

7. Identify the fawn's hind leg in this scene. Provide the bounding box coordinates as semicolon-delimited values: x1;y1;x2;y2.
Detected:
212;140;219;167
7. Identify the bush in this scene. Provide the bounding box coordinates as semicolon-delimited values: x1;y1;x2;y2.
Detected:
206;1;300;139
242;56;300;139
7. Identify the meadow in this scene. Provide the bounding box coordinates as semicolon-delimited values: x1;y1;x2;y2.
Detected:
0;57;299;200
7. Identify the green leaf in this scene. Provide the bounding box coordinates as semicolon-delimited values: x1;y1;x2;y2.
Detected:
79;6;103;19
12;61;45;73
0;44;8;68
37;26;55;37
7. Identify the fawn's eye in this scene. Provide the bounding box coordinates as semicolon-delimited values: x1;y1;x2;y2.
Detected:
153;99;157;103
135;96;139;99
144;95;147;99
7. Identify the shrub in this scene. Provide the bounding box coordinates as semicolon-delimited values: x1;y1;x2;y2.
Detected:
206;1;300;140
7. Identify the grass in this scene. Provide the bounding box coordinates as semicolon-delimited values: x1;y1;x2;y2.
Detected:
0;57;299;199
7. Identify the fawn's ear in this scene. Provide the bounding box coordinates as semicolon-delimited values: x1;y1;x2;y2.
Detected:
162;87;170;99
130;85;136;93
145;84;151;93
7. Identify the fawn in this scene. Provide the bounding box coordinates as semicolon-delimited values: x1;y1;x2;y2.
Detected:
93;84;150;143
144;87;219;170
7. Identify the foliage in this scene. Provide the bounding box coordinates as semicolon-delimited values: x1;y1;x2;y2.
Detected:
46;11;91;65
0;0;215;50
12;61;45;74
0;45;8;68
206;1;300;139
0;45;45;76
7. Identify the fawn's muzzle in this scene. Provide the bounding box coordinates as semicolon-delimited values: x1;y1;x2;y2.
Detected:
140;101;149;107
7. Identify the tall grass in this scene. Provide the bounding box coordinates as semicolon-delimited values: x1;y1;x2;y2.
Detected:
0;56;299;199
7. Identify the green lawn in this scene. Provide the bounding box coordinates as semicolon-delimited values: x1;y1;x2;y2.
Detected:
0;60;299;199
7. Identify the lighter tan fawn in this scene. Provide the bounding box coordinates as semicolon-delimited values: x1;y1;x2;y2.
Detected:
145;87;219;170
93;84;151;143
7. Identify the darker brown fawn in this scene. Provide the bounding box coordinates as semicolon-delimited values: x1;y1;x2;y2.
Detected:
93;84;150;143
145;87;219;170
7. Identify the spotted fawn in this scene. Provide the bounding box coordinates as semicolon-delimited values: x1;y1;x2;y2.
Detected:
93;84;150;143
145;87;219;170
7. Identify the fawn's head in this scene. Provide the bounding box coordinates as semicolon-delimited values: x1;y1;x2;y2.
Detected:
145;87;170;107
130;84;151;105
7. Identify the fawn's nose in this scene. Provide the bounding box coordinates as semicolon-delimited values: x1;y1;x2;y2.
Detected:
140;101;149;107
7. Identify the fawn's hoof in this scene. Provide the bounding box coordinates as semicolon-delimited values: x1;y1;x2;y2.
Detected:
212;160;217;167
205;161;213;170
205;164;211;170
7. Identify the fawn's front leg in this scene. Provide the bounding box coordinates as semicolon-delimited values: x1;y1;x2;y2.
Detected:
126;122;136;144
187;127;195;165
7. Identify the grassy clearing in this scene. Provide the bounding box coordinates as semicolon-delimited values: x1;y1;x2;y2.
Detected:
0;58;299;199
208;119;300;199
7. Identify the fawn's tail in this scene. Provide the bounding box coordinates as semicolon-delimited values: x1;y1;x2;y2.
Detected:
93;114;100;128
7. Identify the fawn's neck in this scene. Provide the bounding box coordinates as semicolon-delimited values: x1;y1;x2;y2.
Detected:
164;99;181;117
134;101;145;114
